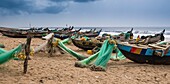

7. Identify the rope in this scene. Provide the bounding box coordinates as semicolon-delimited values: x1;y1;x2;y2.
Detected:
14;47;34;60
52;39;61;47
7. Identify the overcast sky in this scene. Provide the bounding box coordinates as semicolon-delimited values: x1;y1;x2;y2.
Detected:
0;0;170;27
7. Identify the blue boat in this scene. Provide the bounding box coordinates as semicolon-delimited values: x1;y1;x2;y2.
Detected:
54;34;69;40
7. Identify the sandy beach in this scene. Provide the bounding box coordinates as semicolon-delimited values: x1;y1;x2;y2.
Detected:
0;34;170;84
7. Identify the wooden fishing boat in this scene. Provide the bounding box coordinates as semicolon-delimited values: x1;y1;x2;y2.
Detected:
97;28;134;42
72;28;133;51
116;29;168;64
66;28;82;35
54;34;69;40
1;30;48;38
128;29;165;44
53;28;82;39
0;27;20;32
117;41;170;64
1;30;27;38
81;29;102;37
0;27;53;38
56;26;74;33
55;28;81;35
84;29;93;33
63;26;74;31
81;28;96;34
71;38;102;51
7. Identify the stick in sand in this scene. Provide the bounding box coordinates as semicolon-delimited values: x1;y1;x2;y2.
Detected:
47;34;54;57
23;34;32;74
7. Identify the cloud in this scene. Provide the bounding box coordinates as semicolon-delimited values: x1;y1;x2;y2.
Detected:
0;0;98;15
73;0;96;2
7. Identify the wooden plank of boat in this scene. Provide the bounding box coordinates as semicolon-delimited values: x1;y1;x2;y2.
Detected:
148;44;167;50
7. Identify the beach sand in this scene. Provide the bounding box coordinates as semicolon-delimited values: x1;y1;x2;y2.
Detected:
0;34;170;84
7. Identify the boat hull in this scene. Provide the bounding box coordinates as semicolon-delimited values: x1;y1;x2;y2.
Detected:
54;34;69;40
119;49;170;64
72;39;102;51
118;43;170;64
1;31;46;38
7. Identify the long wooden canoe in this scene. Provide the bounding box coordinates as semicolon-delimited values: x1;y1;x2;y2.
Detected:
71;38;102;51
117;42;170;64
